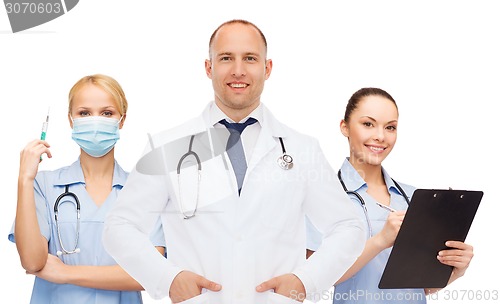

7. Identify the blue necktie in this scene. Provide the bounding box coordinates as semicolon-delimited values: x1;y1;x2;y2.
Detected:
219;118;258;195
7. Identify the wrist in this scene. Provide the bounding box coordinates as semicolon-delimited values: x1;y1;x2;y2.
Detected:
452;267;466;279
60;264;75;285
18;175;35;186
370;233;389;251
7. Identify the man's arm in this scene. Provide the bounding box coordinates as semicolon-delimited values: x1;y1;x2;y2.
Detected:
294;139;365;297
103;167;182;300
256;138;365;301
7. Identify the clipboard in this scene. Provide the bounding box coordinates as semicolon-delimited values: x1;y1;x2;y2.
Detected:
378;189;483;289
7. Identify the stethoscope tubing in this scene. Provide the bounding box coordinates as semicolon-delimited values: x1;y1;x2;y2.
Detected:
337;170;410;238
176;134;294;219
177;135;201;219
54;185;81;255
277;137;293;170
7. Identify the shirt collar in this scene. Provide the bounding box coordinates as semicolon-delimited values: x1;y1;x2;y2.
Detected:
340;158;366;192
340;158;402;195
381;166;405;196
53;158;128;187
209;102;264;126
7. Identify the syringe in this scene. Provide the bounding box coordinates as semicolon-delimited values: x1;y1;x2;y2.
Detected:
40;107;50;160
41;107;50;140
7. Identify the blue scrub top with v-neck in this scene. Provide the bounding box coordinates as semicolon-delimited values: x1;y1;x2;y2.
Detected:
307;159;426;304
9;159;166;304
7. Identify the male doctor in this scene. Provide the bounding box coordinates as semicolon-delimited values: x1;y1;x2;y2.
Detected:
103;19;365;304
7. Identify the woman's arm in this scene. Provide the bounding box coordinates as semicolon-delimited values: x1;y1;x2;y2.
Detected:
336;211;405;285
15;140;52;273
31;246;166;290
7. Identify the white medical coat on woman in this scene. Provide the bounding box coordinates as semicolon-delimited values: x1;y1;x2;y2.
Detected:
103;102;365;304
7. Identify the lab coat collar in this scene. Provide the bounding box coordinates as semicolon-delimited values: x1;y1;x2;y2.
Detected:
247;103;290;176
202;101;289;138
261;104;290;138
141;101;291;180
209;101;264;126
202;101;290;184
53;158;127;188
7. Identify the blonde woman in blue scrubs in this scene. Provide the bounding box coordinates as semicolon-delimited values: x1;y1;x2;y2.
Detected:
9;74;165;303
307;87;474;303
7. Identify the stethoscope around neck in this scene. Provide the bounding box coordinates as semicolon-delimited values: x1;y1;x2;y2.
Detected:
176;135;201;220
175;133;294;219
337;170;409;237
54;185;81;256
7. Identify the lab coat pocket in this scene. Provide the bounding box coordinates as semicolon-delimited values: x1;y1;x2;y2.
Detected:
175;292;210;304
258;187;302;233
254;161;303;233
267;291;302;304
260;208;295;233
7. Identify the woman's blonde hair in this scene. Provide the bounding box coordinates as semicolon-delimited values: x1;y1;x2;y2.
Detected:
68;74;128;116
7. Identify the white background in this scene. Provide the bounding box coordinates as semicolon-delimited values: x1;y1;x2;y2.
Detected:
1;1;498;303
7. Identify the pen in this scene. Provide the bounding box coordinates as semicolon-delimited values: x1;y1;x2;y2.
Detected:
40;107;50;160
376;202;396;212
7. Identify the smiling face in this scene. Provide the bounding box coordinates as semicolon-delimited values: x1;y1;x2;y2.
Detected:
205;22;272;122
341;94;399;168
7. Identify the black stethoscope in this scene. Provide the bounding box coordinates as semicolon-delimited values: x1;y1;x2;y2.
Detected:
337;170;409;237
277;137;293;170
176;134;293;219
176;135;201;219
54;185;81;256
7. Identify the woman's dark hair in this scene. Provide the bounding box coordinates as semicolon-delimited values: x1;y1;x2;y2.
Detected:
344;88;397;122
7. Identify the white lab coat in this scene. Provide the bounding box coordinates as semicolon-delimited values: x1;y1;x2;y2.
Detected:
103;102;365;304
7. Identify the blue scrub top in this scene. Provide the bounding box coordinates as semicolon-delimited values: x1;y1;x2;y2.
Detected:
9;159;166;304
306;158;426;304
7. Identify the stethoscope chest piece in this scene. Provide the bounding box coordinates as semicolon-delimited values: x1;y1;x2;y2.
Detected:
277;137;293;170
277;154;293;170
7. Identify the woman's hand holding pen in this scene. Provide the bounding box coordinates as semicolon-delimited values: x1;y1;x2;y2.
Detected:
373;211;406;249
19;140;52;180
